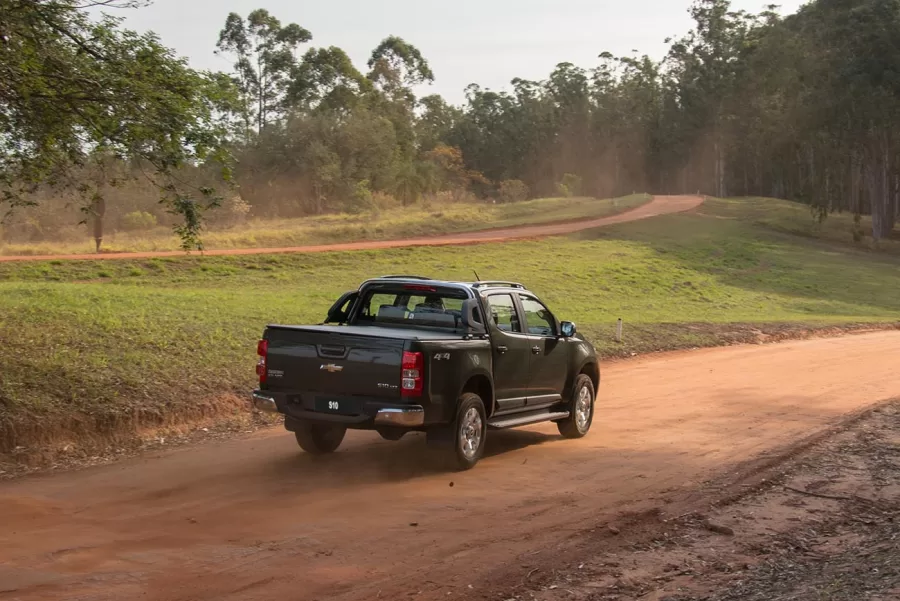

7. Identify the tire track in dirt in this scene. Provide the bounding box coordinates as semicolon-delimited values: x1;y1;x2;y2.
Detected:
0;195;703;262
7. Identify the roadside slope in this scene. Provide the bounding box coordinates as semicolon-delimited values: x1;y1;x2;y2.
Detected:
2;194;900;468
0;195;702;262
1;331;899;601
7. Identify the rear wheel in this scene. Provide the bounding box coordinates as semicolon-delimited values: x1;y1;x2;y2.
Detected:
557;374;595;439
294;422;346;454
452;393;487;470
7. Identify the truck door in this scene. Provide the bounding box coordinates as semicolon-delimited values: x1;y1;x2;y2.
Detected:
517;294;569;408
484;293;531;413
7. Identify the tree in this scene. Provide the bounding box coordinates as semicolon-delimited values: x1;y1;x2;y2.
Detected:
216;9;312;135
288;46;370;114
367;35;435;101
416;94;461;151
0;0;234;250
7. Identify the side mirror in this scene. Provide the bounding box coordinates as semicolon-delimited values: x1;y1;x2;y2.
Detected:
325;291;358;324
461;298;486;335
560;321;577;338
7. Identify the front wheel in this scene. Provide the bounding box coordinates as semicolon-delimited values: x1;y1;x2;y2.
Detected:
294;422;346;454
557;374;595;439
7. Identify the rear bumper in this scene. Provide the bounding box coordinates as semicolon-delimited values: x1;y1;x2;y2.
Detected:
373;406;425;427
251;390;425;428
252;392;279;414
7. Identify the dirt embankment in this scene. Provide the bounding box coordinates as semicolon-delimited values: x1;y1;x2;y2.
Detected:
510;401;900;601
0;195;703;262
1;331;899;601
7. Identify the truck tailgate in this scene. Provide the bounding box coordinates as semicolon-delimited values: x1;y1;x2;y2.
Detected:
264;326;407;401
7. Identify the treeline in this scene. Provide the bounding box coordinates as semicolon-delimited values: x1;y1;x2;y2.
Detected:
444;0;900;240
2;0;899;245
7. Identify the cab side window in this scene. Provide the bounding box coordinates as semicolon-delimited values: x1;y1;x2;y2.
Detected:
519;296;555;336
486;294;522;333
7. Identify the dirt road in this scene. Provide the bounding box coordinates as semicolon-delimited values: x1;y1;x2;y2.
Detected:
1;330;899;600
0;195;702;262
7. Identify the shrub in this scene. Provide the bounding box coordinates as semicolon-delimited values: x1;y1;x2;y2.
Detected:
556;183;571;198
498;179;529;203
121;211;158;231
206;195;252;228
560;173;583;197
348;180;376;214
371;191;400;210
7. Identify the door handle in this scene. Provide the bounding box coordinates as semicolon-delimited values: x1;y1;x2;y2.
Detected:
497;345;508;354
531;346;541;354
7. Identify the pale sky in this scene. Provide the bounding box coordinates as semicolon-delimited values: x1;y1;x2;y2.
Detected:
105;0;806;105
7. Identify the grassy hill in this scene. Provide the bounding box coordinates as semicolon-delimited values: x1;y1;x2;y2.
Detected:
1;196;898;466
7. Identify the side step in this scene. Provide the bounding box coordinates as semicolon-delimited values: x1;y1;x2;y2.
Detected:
488;410;569;430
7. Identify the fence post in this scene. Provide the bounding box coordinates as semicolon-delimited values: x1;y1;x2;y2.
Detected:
616;318;623;343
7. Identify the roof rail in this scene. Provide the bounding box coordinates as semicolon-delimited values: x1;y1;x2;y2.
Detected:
470;281;525;289
378;275;432;280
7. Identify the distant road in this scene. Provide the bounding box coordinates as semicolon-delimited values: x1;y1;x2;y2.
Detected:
0;195;704;262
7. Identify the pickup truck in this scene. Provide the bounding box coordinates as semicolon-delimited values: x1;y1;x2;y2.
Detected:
251;276;600;470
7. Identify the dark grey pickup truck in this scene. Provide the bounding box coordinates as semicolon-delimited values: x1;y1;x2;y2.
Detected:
252;276;600;470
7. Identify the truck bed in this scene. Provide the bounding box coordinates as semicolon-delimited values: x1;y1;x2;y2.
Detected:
266;324;467;341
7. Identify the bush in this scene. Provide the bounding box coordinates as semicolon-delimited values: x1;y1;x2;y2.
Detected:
498;179;529;203
348;180;376;214
206;195;252;228
371;191;400;211
121;211;158;231
556;183;571;198
560;173;583;197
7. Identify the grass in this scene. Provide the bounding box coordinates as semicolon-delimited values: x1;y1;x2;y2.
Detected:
714;196;900;254
0;194;650;256
1;195;899;463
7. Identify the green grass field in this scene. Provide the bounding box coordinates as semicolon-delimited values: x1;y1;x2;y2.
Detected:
0;194;650;256
2;195;899;462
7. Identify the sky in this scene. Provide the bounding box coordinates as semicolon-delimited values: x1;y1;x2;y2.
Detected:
105;0;807;105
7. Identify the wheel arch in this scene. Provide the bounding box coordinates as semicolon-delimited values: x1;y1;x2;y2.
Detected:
458;372;495;418
565;359;600;402
580;360;600;392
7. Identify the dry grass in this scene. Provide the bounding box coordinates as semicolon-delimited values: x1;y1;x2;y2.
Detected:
0;194;649;256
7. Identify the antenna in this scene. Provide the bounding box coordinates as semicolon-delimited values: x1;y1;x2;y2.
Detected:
473;270;481;281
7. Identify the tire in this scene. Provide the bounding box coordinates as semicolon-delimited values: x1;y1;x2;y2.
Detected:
451;393;488;471
294;422;346;455
557;374;595;439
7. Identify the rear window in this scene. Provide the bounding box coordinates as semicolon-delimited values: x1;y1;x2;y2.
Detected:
355;287;467;329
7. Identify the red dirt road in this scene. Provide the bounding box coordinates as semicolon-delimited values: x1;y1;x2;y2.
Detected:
0;195;703;262
2;331;899;601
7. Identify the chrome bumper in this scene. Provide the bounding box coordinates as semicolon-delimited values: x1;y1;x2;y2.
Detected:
374;406;424;427
251;392;279;414
253;391;424;427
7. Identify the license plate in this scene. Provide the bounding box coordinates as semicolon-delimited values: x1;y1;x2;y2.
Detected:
315;398;354;414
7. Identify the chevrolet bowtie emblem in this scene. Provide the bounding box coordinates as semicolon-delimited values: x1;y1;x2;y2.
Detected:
320;364;344;373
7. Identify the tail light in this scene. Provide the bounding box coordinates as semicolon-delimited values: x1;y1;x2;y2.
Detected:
401;351;423;398
256;339;268;384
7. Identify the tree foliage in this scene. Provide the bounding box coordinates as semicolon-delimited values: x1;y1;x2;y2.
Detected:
216;9;311;135
1;0;234;249
4;0;900;248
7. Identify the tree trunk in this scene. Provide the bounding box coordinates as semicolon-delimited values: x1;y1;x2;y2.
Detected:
92;196;106;253
867;140;894;241
713;139;725;197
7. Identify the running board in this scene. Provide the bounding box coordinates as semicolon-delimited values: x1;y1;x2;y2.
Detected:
488;410;569;430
